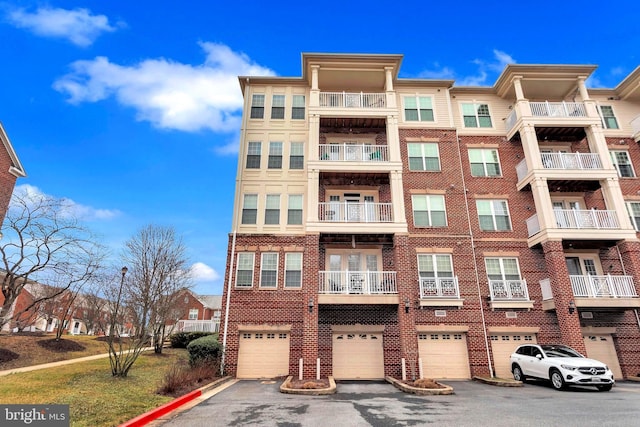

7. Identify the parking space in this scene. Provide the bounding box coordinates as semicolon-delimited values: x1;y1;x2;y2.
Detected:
159;379;640;427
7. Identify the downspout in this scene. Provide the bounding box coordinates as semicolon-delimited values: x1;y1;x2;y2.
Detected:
615;245;640;332
448;87;494;378
220;78;251;375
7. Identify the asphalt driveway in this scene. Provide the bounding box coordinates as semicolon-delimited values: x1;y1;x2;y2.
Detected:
158;379;640;427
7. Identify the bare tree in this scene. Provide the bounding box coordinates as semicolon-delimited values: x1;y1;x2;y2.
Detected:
0;189;104;331
105;225;191;377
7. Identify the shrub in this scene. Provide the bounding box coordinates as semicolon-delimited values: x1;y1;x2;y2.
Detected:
157;359;219;396
170;331;213;348
186;335;222;367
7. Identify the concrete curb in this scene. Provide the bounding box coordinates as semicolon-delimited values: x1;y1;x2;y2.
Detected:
385;376;454;395
279;376;337;395
473;376;524;387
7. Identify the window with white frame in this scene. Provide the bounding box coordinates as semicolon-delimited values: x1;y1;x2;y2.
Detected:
284;253;303;288
610;150;635;177
462;103;492;128
408;143;440;171
260;253;278;288
271;95;285;119
236;253;255;287
599;105;619;129
469;148;501;177
265;194;280;225
289;142;304;169
268;142;283;169
476;200;511;231
246;142;261;169
241;194;258;224
250;94;265;119
485;258;521;281
292;95;305;119
287;194;303;225
404;96;434;122
417;254;454;278
626;201;640;231
412;195;447;227
188;309;198;320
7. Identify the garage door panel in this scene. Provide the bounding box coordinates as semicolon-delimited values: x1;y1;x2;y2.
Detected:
418;333;470;379
237;332;290;379
490;334;537;379
584;334;623;379
333;333;384;379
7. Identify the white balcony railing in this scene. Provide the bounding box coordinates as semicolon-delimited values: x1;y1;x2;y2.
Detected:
319;144;389;162
554;209;619;229
419;277;460;299
506;109;518;132
319;92;386;108
526;214;541;237
540;278;553;300
541;152;603;170
489;279;530;301
319;202;393;222
530;101;587;118
176;320;219;333
319;271;397;294
631;115;640;137
570;275;638;298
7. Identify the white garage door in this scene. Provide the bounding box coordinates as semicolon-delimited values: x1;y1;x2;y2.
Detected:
490;333;537;379
418;333;471;379
333;332;384;379
237;332;290;379
584;334;623;379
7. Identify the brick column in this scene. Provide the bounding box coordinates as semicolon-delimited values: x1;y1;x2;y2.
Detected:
394;234;418;379
617;241;640;295
542;240;586;353
302;234;319;379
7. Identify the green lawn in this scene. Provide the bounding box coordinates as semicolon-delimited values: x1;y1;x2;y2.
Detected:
0;348;188;427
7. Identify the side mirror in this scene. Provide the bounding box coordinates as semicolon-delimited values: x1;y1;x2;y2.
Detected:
536;354;543;360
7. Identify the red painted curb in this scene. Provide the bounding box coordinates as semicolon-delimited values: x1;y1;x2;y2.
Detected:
119;389;202;427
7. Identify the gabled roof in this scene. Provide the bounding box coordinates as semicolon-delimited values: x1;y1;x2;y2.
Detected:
0;122;26;178
197;295;222;310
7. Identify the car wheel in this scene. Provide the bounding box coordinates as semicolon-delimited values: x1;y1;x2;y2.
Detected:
512;365;526;382
597;384;612;392
550;370;565;390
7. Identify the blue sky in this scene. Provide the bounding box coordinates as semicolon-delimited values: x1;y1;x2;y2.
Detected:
0;1;638;295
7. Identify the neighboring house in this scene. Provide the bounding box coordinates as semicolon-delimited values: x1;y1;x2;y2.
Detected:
0;122;26;223
173;289;222;333
220;52;640;382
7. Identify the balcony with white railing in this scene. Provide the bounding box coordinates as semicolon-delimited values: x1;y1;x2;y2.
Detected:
175;320;219;333
506;101;595;135
319;144;389;162
319;202;393;223
319;92;386;109
418;277;463;307
530;101;587;118
541;152;603;170
554;209;619;230
318;271;398;304
488;279;534;310
541;275;640;311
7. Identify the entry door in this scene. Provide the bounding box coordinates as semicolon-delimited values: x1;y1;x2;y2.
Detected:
553;200;582;228
346;197;361;221
348;254;364;293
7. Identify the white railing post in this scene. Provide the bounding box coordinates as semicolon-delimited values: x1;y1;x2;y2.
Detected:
317;358;320;380
299;358;303;380
402;358;407;380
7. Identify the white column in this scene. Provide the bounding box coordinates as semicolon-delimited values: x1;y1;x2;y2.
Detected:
307;169;319;223
530;177;555;231
601;177;634;230
310;65;320;107
390;170;406;224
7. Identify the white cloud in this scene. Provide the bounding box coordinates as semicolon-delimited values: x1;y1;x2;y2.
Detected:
214;135;240;155
53;43;276;133
11;184;120;221
457;49;516;86
6;6;121;47
416;64;456;80
190;262;220;281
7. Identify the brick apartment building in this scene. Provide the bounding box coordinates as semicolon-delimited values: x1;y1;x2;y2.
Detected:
219;53;640;381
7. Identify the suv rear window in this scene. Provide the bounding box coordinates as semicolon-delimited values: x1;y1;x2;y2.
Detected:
516;346;531;356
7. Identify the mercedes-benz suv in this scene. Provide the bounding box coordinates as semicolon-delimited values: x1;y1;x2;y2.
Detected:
510;344;615;391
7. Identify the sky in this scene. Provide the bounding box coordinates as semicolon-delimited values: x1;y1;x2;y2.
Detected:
0;1;639;296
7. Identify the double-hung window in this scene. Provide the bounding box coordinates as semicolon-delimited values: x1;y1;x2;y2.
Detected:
188;309;198;320
477;200;511;231
469;148;501;177
292;95;305;119
599;105;619;129
417;254;455;298
627;202;640;231
271;95;285;119
289;142;304;169
404;96;434;121
412;195;446;227
241;194;258;225
287;194;303;225
462;103;492;128
486;258;521;282
246;142;261;169
260;253;278;288
610;151;635;177
236;253;255;287
250;94;265;119
265;194;280;225
284;253;303;288
408;143;440;171
268;142;283;169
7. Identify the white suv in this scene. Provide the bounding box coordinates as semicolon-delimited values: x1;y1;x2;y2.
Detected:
510;344;615;391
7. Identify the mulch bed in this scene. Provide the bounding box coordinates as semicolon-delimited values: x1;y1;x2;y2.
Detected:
401;378;446;389
286;378;330;389
37;338;86;353
0;348;19;364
